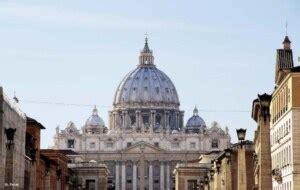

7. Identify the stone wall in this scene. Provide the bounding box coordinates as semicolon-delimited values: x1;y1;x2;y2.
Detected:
0;87;26;189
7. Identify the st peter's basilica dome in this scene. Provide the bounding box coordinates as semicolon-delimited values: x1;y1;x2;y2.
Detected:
113;38;180;109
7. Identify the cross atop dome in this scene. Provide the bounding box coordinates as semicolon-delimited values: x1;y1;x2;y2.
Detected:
193;106;199;116
139;37;154;65
92;105;98;116
142;37;152;53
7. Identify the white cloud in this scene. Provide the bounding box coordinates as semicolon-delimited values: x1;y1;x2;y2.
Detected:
0;2;204;32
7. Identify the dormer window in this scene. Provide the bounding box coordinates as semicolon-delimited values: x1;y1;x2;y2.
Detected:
212;139;219;148
190;142;196;149
90;142;95;149
67;139;75;148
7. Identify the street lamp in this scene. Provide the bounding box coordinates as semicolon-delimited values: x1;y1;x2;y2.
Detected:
236;128;246;148
200;181;204;190
224;148;232;164
215;160;221;174
210;169;215;179
204;175;209;185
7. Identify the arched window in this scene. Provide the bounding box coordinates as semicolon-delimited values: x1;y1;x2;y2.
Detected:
130;115;136;125
153;164;160;176
126;164;132;177
211;139;218;148
143;115;149;125
156;115;161;125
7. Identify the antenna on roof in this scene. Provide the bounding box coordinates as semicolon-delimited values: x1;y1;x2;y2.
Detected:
285;21;288;36
13;91;19;103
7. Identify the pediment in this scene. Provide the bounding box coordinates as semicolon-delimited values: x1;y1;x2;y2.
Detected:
120;141;166;154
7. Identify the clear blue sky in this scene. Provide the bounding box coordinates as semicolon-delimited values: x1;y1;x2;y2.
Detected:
0;0;299;148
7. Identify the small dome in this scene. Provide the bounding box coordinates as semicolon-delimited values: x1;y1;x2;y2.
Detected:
85;106;105;128
186;106;206;128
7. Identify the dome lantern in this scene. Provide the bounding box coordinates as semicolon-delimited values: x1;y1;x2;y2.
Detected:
139;37;154;65
193;106;199;116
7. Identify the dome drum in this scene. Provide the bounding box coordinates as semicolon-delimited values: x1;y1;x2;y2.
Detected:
110;108;184;132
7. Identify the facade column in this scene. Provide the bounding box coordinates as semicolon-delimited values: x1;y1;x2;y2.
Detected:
113;112;116;129
150;110;155;132
180;111;184;129
115;162;120;190
175;112;179;129
237;148;247;190
56;179;61;190
160;162;165;190
166;162;170;190
133;162;137;190
139;158;145;190
45;173;51;190
225;159;232;190
122;112;126;129
135;110;140;129
149;162;153;190
258;106;272;190
164;111;168;129
124;111;128;129
29;163;36;190
121;161;126;190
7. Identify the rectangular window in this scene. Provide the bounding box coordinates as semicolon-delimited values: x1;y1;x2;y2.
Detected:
67;139;75;148
171;142;180;148
106;142;114;148
154;142;159;147
211;139;218;148
190;142;196;149
127;142;132;148
90;142;95;149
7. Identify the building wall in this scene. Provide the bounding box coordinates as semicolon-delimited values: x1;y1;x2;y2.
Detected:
270;73;300;190
0;87;26;189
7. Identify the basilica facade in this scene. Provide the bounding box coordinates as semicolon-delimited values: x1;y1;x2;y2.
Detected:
53;38;231;190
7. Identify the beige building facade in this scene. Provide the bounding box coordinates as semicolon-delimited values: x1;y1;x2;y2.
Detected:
270;36;300;190
173;142;255;190
252;94;273;190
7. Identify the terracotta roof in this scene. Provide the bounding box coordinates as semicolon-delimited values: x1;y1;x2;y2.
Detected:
26;116;46;129
291;66;300;73
41;149;79;155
